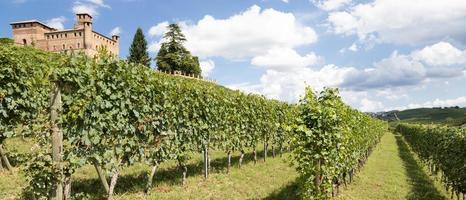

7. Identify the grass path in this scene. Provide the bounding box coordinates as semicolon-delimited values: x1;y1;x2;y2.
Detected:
0;132;452;199
336;132;449;200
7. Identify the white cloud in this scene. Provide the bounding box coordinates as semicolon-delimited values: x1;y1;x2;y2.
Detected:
232;41;466;108
148;21;169;37
72;3;98;15
46;17;66;30
359;98;383;112
411;42;466;66
200;60;215;77
327;0;466;45
148;5;318;59
109;27;121;36
348;43;358;52
229;64;354;102
251;48;322;71
386;96;466;111
72;0;110;16
342;52;426;90
85;0;109;8
342;42;466;89
312;0;351;11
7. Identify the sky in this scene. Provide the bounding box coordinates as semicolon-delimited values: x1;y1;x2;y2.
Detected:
1;0;466;112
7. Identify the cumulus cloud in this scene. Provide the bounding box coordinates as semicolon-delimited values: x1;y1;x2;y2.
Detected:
148;21;169;37
229;65;354;102
251;48;322;71
327;0;466;45
411;42;466;66
232;41;466;106
342;42;466;90
46;17;66;30
312;0;351;11
200;60;215;77
148;5;318;60
72;0;110;16
109;27;121;36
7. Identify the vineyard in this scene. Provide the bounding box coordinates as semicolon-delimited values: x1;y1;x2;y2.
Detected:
1;43;463;200
395;124;466;199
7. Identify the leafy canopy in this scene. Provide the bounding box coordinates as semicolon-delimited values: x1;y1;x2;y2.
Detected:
156;24;201;77
128;28;151;67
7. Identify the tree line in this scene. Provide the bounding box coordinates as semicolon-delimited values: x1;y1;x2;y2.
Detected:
128;24;202;77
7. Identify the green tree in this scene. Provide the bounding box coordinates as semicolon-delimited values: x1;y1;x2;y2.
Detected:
128;28;151;67
156;24;201;76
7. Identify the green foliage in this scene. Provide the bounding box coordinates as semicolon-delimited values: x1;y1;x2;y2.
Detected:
0;38;14;45
0;44;293;198
395;124;466;194
156;24;201;76
128;28;151;67
292;87;387;199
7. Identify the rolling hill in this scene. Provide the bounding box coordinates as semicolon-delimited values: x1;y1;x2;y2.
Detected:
376;107;466;126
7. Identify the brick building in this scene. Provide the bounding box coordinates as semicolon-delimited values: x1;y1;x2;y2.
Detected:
10;13;119;57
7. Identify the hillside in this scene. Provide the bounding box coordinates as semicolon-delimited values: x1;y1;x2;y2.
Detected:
377;107;466;126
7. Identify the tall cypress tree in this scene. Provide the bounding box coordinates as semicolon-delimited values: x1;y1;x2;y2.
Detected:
128;27;151;67
156;24;201;76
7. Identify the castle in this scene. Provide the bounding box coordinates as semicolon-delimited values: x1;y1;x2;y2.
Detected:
10;13;119;57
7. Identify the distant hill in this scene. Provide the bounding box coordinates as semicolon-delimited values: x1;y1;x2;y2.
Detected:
375;107;466;126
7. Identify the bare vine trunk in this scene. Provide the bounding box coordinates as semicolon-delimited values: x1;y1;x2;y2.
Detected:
94;162;110;193
239;150;244;169
0;159;3;171
0;145;12;171
63;176;72;200
0;144;12;171
145;162;158;194
51;82;63;200
180;163;187;185
107;170;119;200
227;151;231;173
272;145;275;158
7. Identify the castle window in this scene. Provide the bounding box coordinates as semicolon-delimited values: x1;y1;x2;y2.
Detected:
51;35;54;39
47;35;50;39
78;43;80;48
79;32;82;36
74;32;77;37
63;44;65;49
65;33;67;38
22;39;27;45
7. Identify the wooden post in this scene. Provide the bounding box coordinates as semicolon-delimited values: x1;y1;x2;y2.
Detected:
314;159;321;195
253;148;257;165
51;81;63;200
227;151;231;173
263;139;267;162
203;147;208;179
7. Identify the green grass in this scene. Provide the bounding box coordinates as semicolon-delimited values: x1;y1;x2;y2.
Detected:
0;133;453;199
0;138;299;199
336;132;449;200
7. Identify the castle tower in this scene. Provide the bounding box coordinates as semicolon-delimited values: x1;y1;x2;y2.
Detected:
75;13;93;29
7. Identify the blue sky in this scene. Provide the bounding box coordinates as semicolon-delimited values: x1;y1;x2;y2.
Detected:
1;0;466;112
